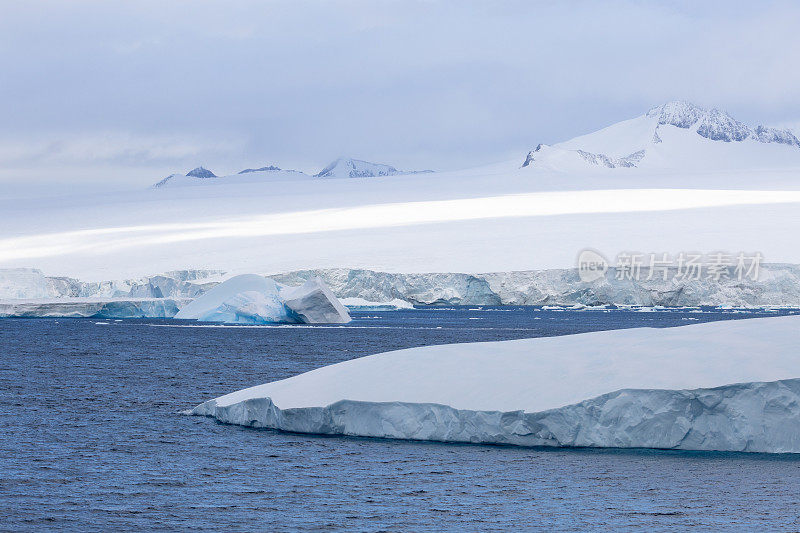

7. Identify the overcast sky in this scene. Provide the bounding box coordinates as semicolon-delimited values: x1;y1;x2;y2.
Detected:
2;0;800;190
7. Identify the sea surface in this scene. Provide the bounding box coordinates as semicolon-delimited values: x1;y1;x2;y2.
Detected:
3;307;800;531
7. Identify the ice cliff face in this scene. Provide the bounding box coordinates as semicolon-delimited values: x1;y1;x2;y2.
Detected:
4;265;800;310
191;378;800;453
0;268;222;300
273;266;800;307
0;299;183;318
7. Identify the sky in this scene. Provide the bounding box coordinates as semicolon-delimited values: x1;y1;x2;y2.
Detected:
2;0;800;191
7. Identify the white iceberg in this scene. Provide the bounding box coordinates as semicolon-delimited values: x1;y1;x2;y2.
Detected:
279;278;351;324
192;315;800;453
174;274;350;324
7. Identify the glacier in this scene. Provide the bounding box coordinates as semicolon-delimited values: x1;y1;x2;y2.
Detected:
271;266;800;307
4;102;800;283
3;265;800;318
192;316;800;453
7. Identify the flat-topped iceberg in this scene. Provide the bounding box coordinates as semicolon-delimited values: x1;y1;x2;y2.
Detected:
193;316;800;452
174;274;350;324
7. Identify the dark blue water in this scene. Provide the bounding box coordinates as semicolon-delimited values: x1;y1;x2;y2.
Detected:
3;307;800;531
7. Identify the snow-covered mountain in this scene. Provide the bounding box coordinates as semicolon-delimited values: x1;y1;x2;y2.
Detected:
153;167;312;188
315;158;405;178
523;101;800;172
153;101;800;189
238;165;282;174
154;166;219;187
152;158;428;187
7;100;800;281
186;166;217;178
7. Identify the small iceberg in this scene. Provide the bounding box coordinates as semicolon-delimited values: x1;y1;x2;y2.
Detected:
192;315;800;453
340;297;414;311
174;274;350;324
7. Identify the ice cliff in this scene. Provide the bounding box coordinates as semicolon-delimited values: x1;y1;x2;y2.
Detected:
0;268;220;301
273;266;800;307
0;298;183;318
192;316;800;453
3;265;800;316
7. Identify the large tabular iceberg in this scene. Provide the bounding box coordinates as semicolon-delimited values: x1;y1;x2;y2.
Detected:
174;274;350;324
193;316;800;453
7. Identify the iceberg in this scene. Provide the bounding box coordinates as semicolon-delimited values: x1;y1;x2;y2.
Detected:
174;274;292;324
279;278;351;324
340;297;415;310
174;274;350;324
192;315;800;453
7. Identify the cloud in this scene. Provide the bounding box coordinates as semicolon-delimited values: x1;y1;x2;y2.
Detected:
0;132;244;167
1;0;799;181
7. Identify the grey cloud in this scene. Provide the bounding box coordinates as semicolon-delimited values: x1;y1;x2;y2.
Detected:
1;0;799;187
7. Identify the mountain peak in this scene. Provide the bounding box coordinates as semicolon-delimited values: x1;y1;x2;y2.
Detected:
646;100;706;128
315;158;399;178
523;100;800;170
186;167;217;179
238;165;281;174
647;101;751;142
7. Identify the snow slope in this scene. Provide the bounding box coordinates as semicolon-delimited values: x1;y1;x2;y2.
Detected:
193;315;800;452
3;102;800;281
